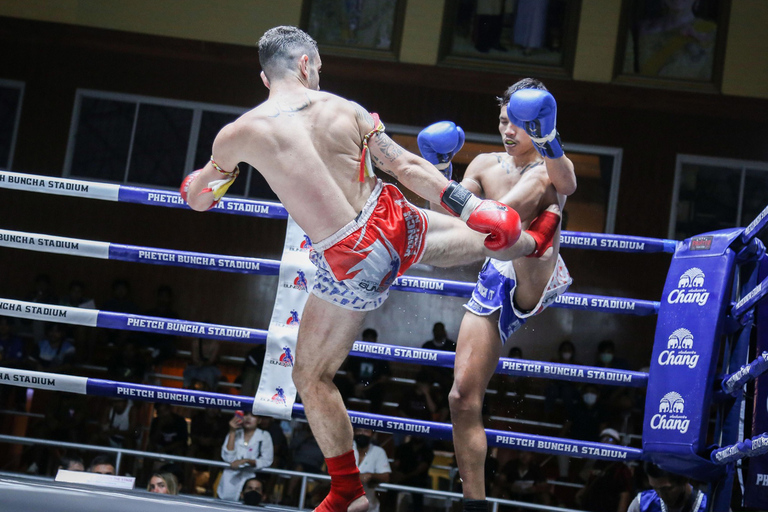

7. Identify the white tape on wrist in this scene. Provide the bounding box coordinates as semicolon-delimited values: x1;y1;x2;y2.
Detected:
530;126;558;145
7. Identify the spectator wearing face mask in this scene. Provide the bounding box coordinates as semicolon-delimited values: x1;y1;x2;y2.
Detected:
353;428;390;512
595;339;630;370
559;384;611;482
240;477;264;506
544;340;581;421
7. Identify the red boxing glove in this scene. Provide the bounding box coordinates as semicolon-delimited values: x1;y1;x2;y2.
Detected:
440;181;522;251
525;207;561;258
180;169;217;210
467;200;522;251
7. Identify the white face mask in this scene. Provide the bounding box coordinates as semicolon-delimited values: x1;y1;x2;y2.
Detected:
561;351;573;361
599;352;614;364
583;393;598;406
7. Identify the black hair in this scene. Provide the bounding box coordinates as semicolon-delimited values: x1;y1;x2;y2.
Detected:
644;462;689;485
258;26;318;82
498;78;548;106
88;454;115;470
362;328;378;340
598;339;615;352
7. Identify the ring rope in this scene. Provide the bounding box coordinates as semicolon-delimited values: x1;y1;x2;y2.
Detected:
0;367;643;462
742;203;768;243
721;351;768;395
732;274;768;319
0;298;648;388
710;433;768;464
0;170;678;254
0;228;660;316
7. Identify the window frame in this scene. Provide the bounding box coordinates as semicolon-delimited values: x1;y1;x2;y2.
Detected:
63;89;250;193
668;154;768;239
0;78;25;171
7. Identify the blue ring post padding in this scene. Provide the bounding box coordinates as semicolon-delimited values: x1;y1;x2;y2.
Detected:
109;243;281;275
96;311;268;344
560;231;678;254
117;186;289;219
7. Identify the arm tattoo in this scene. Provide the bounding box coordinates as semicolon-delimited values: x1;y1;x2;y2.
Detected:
370;154;398;178
353;103;374;125
372;134;404;162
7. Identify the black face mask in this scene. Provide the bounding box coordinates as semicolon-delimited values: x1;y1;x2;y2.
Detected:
243;490;262;506
354;435;371;449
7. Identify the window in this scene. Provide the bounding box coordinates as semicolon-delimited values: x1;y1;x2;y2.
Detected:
615;0;729;88
0;79;24;170
670;155;768;242
302;0;406;57
387;122;623;233
441;0;582;73
64;90;277;201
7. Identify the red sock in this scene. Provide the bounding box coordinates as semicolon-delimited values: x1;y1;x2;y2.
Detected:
314;450;365;512
525;210;560;258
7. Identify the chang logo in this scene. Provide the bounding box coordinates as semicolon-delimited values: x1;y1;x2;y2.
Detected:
667;267;710;306
650;391;690;434
658;328;699;369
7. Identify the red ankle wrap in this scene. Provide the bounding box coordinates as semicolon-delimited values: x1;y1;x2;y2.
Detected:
314;450;365;512
525;210;560;258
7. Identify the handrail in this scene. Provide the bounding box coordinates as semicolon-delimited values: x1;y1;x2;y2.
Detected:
0;434;586;511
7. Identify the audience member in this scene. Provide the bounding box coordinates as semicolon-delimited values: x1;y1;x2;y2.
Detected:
57;455;85;472
336;328;391;413
183;336;222;391
60;280;96;309
421;322;457;390
147;403;189;457
100;278;142;349
59;280;96;359
283;421;325;506
24;393;88;474
353;427;391;512
240;477;264;506
0;316;26;365
544;340;580;419
391;435;435;511
561;383;611;482
595;339;630;370
398;370;443;424
142;285;180;364
95;397;139;449
88;454;116;475
217;411;274;501
186;407;228;495
575;428;633;512
148;472;180;495
494;450;552;508
29;322;76;371
238;344;266;396
24;273;58;342
107;339;147;383
628;462;707;512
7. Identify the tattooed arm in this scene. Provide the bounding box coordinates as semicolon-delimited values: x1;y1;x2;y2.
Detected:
352;102;449;205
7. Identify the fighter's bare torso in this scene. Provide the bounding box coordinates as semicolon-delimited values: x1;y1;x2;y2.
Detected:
217;89;378;242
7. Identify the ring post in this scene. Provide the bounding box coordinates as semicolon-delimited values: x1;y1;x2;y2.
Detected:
643;229;744;485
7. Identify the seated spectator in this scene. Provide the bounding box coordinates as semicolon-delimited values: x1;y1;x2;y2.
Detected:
88;454;116;475
628;462;707;512
595;339;630;371
148;472;180;495
142;285;180;364
336;328;391;413
107;339;147;383
494;450;552;508
238;345;265;396
391;435;434;511
60;280;96;359
561;383;610;482
183;336;222;391
240;477;264;506
421;322;456;390
576;428;633;512
24;392;88;474
100;278;141;349
57;455;85;472
147;403;189;457
283;421;325;506
217;411;274;501
61;280;96;309
30;322;76;371
353;427;391;512
23;273;58;342
398;370;440;422
0;316;26;365
544;340;581;419
94;397;139;449
186;407;229;495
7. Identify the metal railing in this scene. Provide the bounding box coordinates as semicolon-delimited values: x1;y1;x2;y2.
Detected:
0;434;588;512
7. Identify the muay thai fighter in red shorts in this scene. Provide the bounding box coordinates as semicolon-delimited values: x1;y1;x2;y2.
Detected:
182;26;559;512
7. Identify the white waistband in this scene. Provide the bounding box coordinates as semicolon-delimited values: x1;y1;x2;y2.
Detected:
312;179;384;251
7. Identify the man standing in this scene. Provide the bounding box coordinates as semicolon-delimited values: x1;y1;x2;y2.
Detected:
417;78;577;512
182;27;556;512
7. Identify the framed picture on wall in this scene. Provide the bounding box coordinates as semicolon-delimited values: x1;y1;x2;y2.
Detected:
301;0;406;57
440;0;582;75
615;0;730;87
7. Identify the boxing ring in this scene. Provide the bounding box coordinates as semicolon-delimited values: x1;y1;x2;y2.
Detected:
1;170;768;511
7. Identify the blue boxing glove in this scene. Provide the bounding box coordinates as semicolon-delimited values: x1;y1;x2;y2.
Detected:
417;121;465;180
507;89;563;159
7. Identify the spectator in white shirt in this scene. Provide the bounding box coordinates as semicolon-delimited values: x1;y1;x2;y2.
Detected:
353;427;391;512
217;412;274;501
